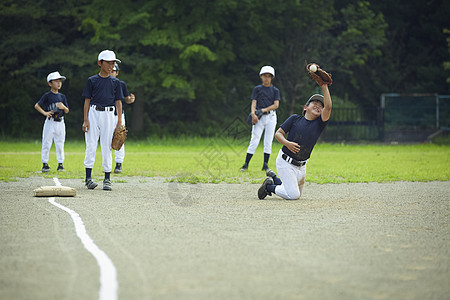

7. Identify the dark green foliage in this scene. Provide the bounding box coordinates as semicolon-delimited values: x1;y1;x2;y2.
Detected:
0;0;448;139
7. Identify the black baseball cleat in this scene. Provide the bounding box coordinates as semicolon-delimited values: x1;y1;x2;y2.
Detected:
57;163;65;172
114;163;122;173
240;163;248;172
103;179;112;191
42;163;50;173
258;177;274;200
266;169;277;178
261;163;269;171
85;178;98;189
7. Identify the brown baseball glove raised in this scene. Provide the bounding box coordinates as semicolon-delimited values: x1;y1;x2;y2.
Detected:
306;63;332;86
111;125;128;150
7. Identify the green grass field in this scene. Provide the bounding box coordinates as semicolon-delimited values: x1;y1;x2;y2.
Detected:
0;139;449;183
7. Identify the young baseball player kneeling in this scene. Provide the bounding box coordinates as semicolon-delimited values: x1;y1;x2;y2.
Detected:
258;83;332;200
34;71;70;173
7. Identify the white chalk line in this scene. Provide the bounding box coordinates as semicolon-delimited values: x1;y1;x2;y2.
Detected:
49;177;118;300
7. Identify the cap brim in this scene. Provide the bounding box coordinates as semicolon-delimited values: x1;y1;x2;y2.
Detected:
99;59;121;63
305;94;324;106
48;76;66;82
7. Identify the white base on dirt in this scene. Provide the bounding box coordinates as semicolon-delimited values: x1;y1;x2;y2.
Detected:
33;186;76;197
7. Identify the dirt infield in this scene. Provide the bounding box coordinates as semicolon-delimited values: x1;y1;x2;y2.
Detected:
1;177;449;300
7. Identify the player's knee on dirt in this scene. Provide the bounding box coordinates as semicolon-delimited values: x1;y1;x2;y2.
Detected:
286;189;301;200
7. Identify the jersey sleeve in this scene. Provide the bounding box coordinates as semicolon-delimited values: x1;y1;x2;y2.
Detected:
250;86;259;100
81;79;93;99
120;81;130;97
274;87;281;101
115;80;124;101
319;115;329;128
61;94;69;108
280;114;297;133
37;92;49;109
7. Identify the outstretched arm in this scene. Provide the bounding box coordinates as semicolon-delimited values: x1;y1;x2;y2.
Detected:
321;84;332;121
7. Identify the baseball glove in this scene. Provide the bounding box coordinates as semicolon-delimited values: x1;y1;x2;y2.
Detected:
246;108;264;125
111;125;128;150
306;63;332;86
52;107;64;121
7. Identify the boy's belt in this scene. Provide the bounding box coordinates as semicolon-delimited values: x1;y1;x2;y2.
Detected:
92;105;114;112
281;153;306;167
263;110;276;115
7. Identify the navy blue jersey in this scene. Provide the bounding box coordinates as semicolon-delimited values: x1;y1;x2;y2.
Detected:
251;85;280;109
82;74;124;106
280;114;328;161
37;91;69;117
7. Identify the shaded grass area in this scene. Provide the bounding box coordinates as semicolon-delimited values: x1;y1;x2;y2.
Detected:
0;139;449;183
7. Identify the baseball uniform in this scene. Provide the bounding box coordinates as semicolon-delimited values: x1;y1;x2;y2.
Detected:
82;74;124;173
37;91;69;167
274;114;328;199
241;66;280;171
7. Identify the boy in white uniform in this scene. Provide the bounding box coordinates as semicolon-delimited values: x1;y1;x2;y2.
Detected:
258;83;332;200
34;71;69;172
241;66;280;171
82;50;124;191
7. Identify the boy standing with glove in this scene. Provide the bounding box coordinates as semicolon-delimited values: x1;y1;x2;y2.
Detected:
82;50;123;191
34;71;69;172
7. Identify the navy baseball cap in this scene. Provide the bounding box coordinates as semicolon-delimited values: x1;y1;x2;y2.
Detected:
303;94;324;115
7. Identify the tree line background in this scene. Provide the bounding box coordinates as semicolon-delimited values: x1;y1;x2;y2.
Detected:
0;0;449;140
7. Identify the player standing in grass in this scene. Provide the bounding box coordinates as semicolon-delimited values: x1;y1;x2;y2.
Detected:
82;50;124;191
258;83;332;200
240;65;280;172
34;71;69;173
110;62;135;173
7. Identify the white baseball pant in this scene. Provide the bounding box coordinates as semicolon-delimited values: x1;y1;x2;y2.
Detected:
41;118;65;164
246;111;277;154
84;106;115;173
114;112;126;163
274;149;308;200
